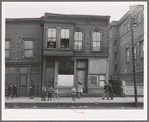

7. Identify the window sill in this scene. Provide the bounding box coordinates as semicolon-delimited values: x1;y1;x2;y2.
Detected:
73;50;85;53
44;48;72;51
90;51;103;53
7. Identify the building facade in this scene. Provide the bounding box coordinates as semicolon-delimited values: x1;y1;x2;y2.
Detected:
5;13;110;96
109;5;144;85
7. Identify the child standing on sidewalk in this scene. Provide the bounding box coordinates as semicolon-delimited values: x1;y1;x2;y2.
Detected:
54;85;59;99
71;86;76;101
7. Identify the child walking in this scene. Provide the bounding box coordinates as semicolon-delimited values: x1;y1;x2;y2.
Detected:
71;86;76;101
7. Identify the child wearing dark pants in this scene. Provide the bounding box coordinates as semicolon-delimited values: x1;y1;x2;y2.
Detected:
71;86;76;101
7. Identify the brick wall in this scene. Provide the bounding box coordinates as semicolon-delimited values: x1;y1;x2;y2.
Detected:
6;20;42;63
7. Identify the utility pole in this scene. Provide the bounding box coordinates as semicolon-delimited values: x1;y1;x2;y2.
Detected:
130;9;138;107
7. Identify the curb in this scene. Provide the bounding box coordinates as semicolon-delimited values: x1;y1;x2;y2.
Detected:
5;102;143;108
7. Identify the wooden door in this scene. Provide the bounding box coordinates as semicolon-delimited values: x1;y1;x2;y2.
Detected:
31;74;39;97
19;74;27;96
77;70;87;93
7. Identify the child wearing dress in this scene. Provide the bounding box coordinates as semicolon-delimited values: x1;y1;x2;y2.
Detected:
71;86;76;101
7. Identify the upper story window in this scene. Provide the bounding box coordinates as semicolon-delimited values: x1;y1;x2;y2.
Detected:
24;40;33;58
140;40;144;58
126;48;130;62
5;40;10;58
115;64;118;72
47;28;56;48
74;31;83;51
60;29;70;49
115;52;118;59
114;40;118;46
92;31;102;51
124;22;129;33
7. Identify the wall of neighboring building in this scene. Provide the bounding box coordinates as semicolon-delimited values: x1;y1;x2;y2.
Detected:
6;20;42;62
109;5;144;85
5;20;43;96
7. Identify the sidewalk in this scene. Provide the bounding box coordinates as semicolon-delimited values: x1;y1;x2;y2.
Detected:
5;97;144;108
5;97;144;103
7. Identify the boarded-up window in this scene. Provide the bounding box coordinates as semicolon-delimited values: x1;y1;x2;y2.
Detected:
58;75;74;87
90;75;105;87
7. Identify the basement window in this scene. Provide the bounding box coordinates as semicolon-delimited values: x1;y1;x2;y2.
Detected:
60;29;70;49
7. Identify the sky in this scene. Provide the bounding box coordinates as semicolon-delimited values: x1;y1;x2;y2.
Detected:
3;2;146;22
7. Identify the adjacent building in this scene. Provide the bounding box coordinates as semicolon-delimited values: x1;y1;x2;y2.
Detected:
5;13;110;96
109;5;144;85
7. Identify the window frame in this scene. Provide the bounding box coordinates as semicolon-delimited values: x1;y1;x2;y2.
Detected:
115;64;118;72
114;52;118;59
74;30;84;51
23;38;34;58
47;27;57;49
140;40;144;58
91;30;103;52
126;48;130;63
89;74;106;87
60;28;71;50
114;40;118;46
5;39;11;59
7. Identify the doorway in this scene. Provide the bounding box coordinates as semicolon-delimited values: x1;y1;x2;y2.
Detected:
19;74;27;96
76;59;88;93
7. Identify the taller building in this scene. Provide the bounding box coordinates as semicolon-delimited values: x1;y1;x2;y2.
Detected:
109;5;144;85
5;13;110;96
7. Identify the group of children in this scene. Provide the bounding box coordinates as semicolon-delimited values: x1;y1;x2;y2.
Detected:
41;82;83;101
6;83;17;99
71;82;83;101
41;84;59;101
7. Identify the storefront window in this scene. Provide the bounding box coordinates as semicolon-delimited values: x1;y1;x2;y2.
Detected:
58;59;74;75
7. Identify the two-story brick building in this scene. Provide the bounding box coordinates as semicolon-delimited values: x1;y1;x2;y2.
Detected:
109;5;144;85
5;13;110;97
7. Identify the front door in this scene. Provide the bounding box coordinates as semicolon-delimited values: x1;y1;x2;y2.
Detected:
31;74;39;97
19;74;27;96
77;70;87;93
